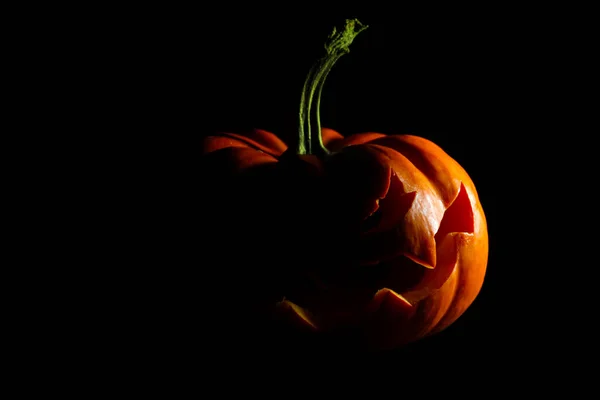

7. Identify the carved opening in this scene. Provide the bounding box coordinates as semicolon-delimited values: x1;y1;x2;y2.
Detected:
435;182;474;240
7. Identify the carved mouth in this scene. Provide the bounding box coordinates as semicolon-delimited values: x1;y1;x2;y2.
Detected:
359;179;475;304
277;167;475;332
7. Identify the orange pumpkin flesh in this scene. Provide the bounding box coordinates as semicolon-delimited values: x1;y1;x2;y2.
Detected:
202;127;488;351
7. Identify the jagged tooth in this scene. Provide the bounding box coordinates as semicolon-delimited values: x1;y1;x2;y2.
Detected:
367;288;414;318
275;299;319;331
360;288;417;351
404;231;463;302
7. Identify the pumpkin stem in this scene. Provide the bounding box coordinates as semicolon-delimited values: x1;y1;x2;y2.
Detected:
296;19;368;155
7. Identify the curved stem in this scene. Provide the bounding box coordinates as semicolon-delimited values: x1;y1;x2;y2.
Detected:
296;19;368;155
312;54;343;153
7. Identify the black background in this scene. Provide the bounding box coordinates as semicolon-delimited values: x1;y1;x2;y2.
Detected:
65;3;595;391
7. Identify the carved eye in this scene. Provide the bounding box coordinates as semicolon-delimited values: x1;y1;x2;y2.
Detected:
435;182;474;240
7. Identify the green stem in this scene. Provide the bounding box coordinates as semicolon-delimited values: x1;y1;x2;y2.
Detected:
296;19;368;155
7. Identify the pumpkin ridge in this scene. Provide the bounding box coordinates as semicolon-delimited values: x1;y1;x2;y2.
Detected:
217;132;282;157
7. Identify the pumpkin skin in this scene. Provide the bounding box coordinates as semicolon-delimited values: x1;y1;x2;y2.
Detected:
201;127;488;351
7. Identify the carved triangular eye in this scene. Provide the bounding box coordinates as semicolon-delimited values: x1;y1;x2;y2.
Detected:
435;182;474;240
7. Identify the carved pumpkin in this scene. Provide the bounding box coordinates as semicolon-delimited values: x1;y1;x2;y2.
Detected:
199;19;488;351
